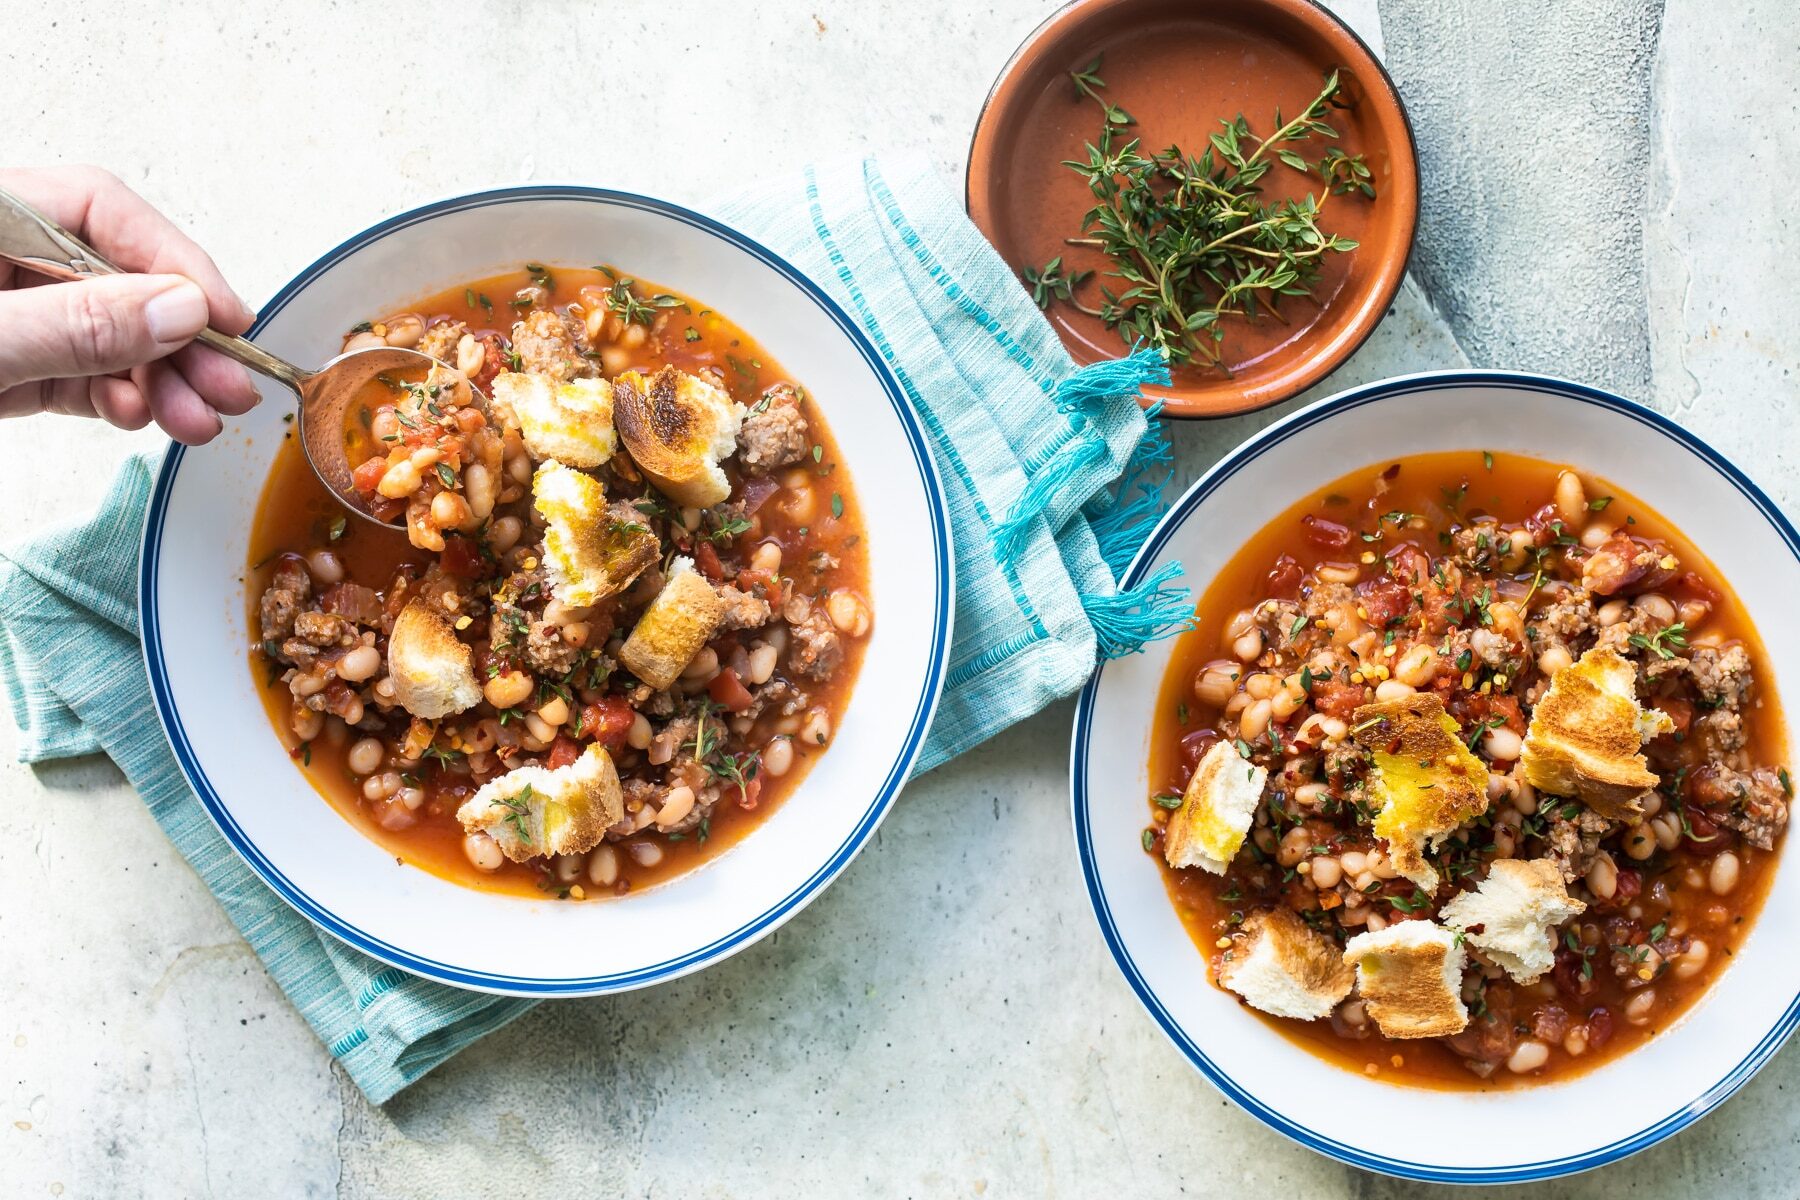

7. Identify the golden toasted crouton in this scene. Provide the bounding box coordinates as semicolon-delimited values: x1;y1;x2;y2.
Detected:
490;372;617;468
1351;693;1491;892
1440;858;1585;984
1164;740;1265;874
456;744;624;862
1218;908;1354;1020
386;600;481;719
617;557;726;689
611;366;743;507
532;460;659;606
1342;920;1469;1039
1521;646;1672;819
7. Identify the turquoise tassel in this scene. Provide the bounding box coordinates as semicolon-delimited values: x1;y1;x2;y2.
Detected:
1089;400;1174;576
990;350;1171;566
1082;561;1195;660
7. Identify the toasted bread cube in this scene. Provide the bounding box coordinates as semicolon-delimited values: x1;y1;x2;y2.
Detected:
1440;858;1585;984
386;600;481;719
1342;920;1470;1039
532;460;659;607
1218;908;1354;1020
1521;646;1672;819
490;372;617;468
1351;693;1491;892
457;744;624;862
617;557;727;689
1164;740;1265;873
611;366;744;508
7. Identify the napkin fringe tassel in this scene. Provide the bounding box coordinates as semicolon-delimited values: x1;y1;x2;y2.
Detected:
989;349;1170;567
1088;400;1174;577
1083;560;1195;660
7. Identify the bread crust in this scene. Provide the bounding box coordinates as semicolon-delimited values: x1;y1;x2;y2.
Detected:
387;600;482;719
1343;920;1470;1039
1164;739;1264;873
533;460;659;606
617;559;727;689
1219;908;1354;1020
457;744;624;862
1351;693;1491;891
611;366;743;507
1521;646;1671;819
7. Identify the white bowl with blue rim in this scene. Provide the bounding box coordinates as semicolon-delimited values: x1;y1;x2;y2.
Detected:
141;187;952;997
1070;371;1800;1182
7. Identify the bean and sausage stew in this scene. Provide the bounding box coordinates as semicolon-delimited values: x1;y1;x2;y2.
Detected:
250;265;870;898
1148;452;1789;1087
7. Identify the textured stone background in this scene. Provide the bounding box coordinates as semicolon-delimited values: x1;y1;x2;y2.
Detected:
2;1;1797;1196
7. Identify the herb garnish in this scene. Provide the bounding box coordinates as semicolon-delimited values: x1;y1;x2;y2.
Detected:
1028;59;1374;370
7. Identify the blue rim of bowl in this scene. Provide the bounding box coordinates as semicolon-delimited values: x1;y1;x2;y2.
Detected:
139;185;953;997
1069;369;1800;1183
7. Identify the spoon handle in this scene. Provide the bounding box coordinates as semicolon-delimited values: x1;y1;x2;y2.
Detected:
0;184;308;392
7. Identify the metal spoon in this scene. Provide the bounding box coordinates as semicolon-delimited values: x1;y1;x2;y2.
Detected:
0;185;473;528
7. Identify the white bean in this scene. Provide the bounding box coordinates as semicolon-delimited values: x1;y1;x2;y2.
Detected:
587;844;620;887
747;643;779;686
336;644;381;683
463;832;504;872
764;736;795;777
1709;851;1740;895
1624;989;1658;1026
1507;1040;1550;1074
346;737;385;776
655;785;697;828
627;840;664;868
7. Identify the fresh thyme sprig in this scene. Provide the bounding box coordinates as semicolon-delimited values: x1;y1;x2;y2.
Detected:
1028;59;1375;371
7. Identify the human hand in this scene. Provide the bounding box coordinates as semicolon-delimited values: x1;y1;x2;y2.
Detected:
0;166;260;445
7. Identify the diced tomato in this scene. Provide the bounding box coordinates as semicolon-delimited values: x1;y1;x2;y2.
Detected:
472;334;507;393
579;696;636;750
1176;727;1222;788
545;736;581;770
1389;544;1431;588
369;495;406;523
1614;868;1641;901
1357;576;1411;628
1674;570;1721;605
730;774;763;811
439;535;483;579
1300;514;1353;550
693;540;724;581
735;567;777;597
351;456;387;495
708;667;754;712
1264;555;1303;601
1311;679;1368;721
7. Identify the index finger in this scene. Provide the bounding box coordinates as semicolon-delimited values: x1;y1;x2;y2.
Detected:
0;165;256;335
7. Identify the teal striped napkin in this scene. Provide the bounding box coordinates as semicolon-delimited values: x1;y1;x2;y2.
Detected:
0;155;1186;1102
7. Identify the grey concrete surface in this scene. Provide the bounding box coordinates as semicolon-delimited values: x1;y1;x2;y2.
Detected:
2;1;1797;1196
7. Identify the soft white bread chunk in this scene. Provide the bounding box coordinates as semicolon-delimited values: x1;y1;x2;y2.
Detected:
456;744;624;863
1163;740;1265;873
1342;920;1470;1039
611;366;744;507
1440;858;1586;984
532;460;659;606
1218;908;1354;1020
386;600;481;719
617;557;727;690
491;372;617;468
1522;646;1673;819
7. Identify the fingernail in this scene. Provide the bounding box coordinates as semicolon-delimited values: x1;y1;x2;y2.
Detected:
231;290;258;328
145;281;210;343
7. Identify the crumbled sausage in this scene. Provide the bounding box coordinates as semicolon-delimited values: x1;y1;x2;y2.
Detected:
524;619;581;677
259;559;311;643
415;319;468;365
293;610;356;648
789;609;843;680
717;584;771;632
511;308;595;382
1684;644;1753;710
737;384;810;476
1544;806;1615;882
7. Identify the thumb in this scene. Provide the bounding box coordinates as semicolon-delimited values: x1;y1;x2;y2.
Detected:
0;274;211;390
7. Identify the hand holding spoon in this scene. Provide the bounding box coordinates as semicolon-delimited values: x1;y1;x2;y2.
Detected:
0;184;481;528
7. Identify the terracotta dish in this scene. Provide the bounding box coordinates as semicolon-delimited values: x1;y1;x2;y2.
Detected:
967;0;1418;418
